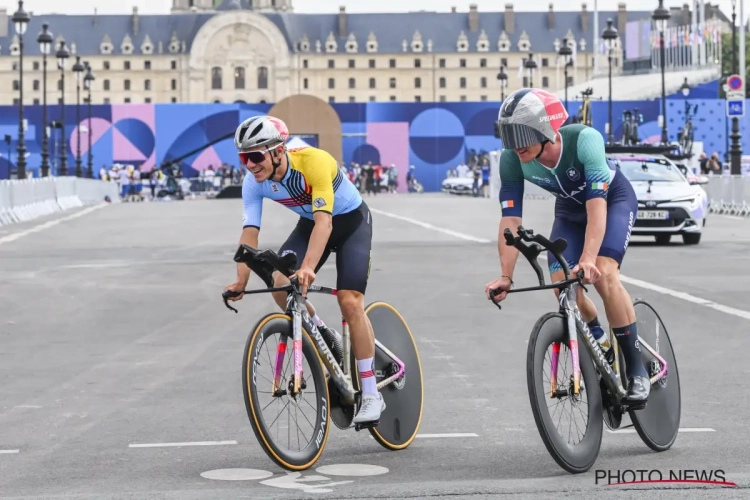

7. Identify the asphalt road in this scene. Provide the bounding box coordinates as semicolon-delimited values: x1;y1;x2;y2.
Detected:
1;193;749;499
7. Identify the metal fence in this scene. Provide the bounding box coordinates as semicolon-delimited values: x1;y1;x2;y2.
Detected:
0;177;120;227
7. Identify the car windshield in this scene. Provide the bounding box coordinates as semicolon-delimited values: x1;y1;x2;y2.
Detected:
615;158;686;182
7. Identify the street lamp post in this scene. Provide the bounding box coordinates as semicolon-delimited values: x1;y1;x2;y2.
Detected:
496;65;508;102
72;56;84;177
524;53;537;88
56;41;69;176
12;0;30;180
602;19;619;144
37;23;52;178
558;38;573;113
84;63;95;179
652;0;671;145
729;0;743;175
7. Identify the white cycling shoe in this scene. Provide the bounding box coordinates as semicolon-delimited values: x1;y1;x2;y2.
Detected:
353;393;386;424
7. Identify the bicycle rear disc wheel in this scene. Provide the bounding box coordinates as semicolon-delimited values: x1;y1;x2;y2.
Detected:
243;313;331;471
628;299;681;452
353;302;424;450
527;312;603;474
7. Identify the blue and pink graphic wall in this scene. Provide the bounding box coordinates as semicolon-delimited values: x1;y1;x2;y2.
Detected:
1;94;748;192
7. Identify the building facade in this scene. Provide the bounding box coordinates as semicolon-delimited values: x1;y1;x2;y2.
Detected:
0;1;726;106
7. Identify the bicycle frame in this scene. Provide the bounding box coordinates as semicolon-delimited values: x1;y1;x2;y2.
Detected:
224;244;406;407
493;226;668;401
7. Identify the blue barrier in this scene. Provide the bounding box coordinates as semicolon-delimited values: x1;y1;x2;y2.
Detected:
1;96;747;192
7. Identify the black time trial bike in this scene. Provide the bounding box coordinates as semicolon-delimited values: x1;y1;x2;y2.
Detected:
222;244;424;471
490;226;681;474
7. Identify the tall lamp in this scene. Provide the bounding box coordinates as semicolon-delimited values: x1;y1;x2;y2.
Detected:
12;0;30;179
497;65;508;102
84;63;95;179
56;40;69;175
602;19;619;144
524;53;537;88
652;0;671;145
558;38;573;113
72;56;84;177
37;23;53;177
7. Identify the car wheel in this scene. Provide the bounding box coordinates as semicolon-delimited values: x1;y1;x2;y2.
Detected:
655;234;671;245
683;233;701;245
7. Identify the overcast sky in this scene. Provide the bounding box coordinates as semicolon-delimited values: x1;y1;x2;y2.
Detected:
0;0;745;18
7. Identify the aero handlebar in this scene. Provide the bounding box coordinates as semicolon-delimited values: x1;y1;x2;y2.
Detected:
489;226;586;309
221;244;338;313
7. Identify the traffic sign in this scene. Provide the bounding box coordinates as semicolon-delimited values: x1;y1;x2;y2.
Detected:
728;74;744;91
727;99;745;117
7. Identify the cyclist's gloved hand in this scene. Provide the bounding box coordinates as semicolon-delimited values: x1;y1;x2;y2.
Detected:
224;281;247;302
572;259;600;285
485;275;513;303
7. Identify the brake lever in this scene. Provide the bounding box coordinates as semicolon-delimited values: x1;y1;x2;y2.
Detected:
222;290;241;313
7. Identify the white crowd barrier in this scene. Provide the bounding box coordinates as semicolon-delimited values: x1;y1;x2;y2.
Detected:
704;174;750;217
0;177;120;227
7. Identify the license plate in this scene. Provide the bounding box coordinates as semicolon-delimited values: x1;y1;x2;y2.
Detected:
638;210;669;220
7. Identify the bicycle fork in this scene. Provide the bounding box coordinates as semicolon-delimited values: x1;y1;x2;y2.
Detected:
270;311;305;396
550;287;582;397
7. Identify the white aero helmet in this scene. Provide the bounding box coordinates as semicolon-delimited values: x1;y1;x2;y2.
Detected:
234;115;290;150
496;88;568;150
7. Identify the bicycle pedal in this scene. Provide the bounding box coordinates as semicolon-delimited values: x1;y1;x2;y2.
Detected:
354;421;380;432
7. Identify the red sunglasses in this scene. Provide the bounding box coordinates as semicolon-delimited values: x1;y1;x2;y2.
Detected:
238;147;273;165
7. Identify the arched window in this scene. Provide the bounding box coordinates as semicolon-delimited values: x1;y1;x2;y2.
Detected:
257;66;268;89
234;67;245;89
211;67;222;90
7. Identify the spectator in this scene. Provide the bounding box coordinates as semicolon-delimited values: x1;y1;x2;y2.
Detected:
707;153;722;174
481;159;490;198
699;152;709;174
204;165;216;193
472;164;482;197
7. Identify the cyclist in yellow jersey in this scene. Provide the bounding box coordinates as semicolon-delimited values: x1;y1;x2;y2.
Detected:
224;115;385;424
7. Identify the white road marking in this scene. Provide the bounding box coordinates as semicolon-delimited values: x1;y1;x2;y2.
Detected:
200;468;273;481
128;440;238;448
13;405;42;409
260;472;354;494
607;427;715;434
316;464;388;476
416;433;479;438
0;450;20;454
0;204;107;247
369;208;492;243
373;210;750;322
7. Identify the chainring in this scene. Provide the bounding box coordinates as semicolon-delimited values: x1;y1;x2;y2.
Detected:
600;378;624;430
328;377;357;430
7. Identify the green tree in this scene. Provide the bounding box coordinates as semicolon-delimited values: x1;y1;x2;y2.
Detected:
719;32;750;97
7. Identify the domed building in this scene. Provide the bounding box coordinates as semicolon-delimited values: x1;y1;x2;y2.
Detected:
0;1;659;105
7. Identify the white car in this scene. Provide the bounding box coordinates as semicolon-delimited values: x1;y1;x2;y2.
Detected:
608;153;709;245
441;175;475;195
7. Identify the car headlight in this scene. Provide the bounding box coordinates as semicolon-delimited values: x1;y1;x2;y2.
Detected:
670;195;700;209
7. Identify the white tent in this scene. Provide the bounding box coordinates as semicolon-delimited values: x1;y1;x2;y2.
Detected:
286;136;311;149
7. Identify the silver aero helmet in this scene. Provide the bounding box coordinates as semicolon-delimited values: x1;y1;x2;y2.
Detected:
234;115;290;151
496;88;568;153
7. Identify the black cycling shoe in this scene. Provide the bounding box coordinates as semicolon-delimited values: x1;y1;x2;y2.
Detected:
623;376;650;409
318;324;344;365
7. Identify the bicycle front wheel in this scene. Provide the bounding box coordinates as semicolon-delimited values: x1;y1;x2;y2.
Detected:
527;312;603;474
242;313;331;471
